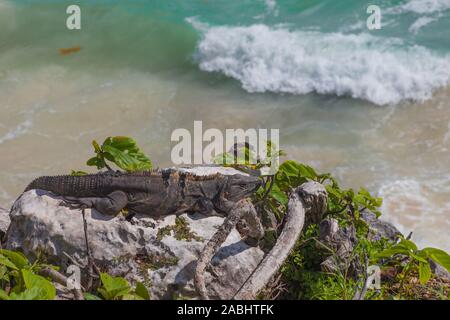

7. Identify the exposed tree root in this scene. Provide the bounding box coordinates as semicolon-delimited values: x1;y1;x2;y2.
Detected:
194;199;253;300
234;182;327;300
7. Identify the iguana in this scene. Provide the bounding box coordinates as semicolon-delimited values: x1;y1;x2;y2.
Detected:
25;169;261;220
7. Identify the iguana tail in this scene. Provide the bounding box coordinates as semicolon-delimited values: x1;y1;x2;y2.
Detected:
24;174;113;197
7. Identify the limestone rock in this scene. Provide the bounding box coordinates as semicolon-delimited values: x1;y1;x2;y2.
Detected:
430;259;450;281
0;206;10;243
319;217;358;273
5;166;264;300
361;211;402;242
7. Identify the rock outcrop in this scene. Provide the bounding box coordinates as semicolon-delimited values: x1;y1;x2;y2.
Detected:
319;217;357;273
361;211;402;242
5;167;266;300
318;212;403;275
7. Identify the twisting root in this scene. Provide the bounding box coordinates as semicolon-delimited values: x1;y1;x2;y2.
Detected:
233;182;327;300
194;199;251;300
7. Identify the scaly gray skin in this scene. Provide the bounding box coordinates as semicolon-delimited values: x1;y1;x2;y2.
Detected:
24;169;261;219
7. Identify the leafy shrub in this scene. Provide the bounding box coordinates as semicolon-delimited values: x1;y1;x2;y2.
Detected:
87;136;152;172
221;143;449;300
0;249;56;300
376;239;450;285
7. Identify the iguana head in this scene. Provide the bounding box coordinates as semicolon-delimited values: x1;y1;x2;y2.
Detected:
226;174;262;201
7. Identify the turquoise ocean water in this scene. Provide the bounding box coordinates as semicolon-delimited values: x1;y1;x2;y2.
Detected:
0;0;449;249
2;0;450;99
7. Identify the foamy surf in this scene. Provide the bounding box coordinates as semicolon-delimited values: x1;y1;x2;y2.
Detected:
190;21;450;105
385;0;450;36
408;16;438;35
388;0;450;14
0;119;32;145
379;179;450;252
264;0;279;16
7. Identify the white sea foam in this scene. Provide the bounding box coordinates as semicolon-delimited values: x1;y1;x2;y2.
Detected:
408;16;437;34
378;179;450;251
0;119;32;145
264;0;278;16
386;0;450;35
389;0;450;14
190;22;450;105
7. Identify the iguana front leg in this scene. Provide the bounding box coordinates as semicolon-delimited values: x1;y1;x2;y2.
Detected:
194;198;258;300
61;190;128;216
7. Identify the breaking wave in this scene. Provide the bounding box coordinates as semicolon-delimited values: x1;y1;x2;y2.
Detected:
190;22;450;105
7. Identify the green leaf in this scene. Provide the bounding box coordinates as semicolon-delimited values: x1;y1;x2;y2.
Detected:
326;185;342;199
8;287;47;300
375;247;410;259
102;146;142;171
22;269;56;300
70;170;88;176
411;254;428;264
134;282;150;300
122;293;145;300
92;140;102;154
277;161;319;189
0;288;10;300
269;185;288;205
0;250;29;269
422;248;450;272
0;254;19;270
0;265;10;282
97;288;109;300
99;272;125;291
373;210;382;218
358;187;371;198
84;292;102;300
86;156;106;170
397;239;418;252
345;189;355;200
373;197;383;207
98;273;131;300
101;137;152;172
418;261;431;285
